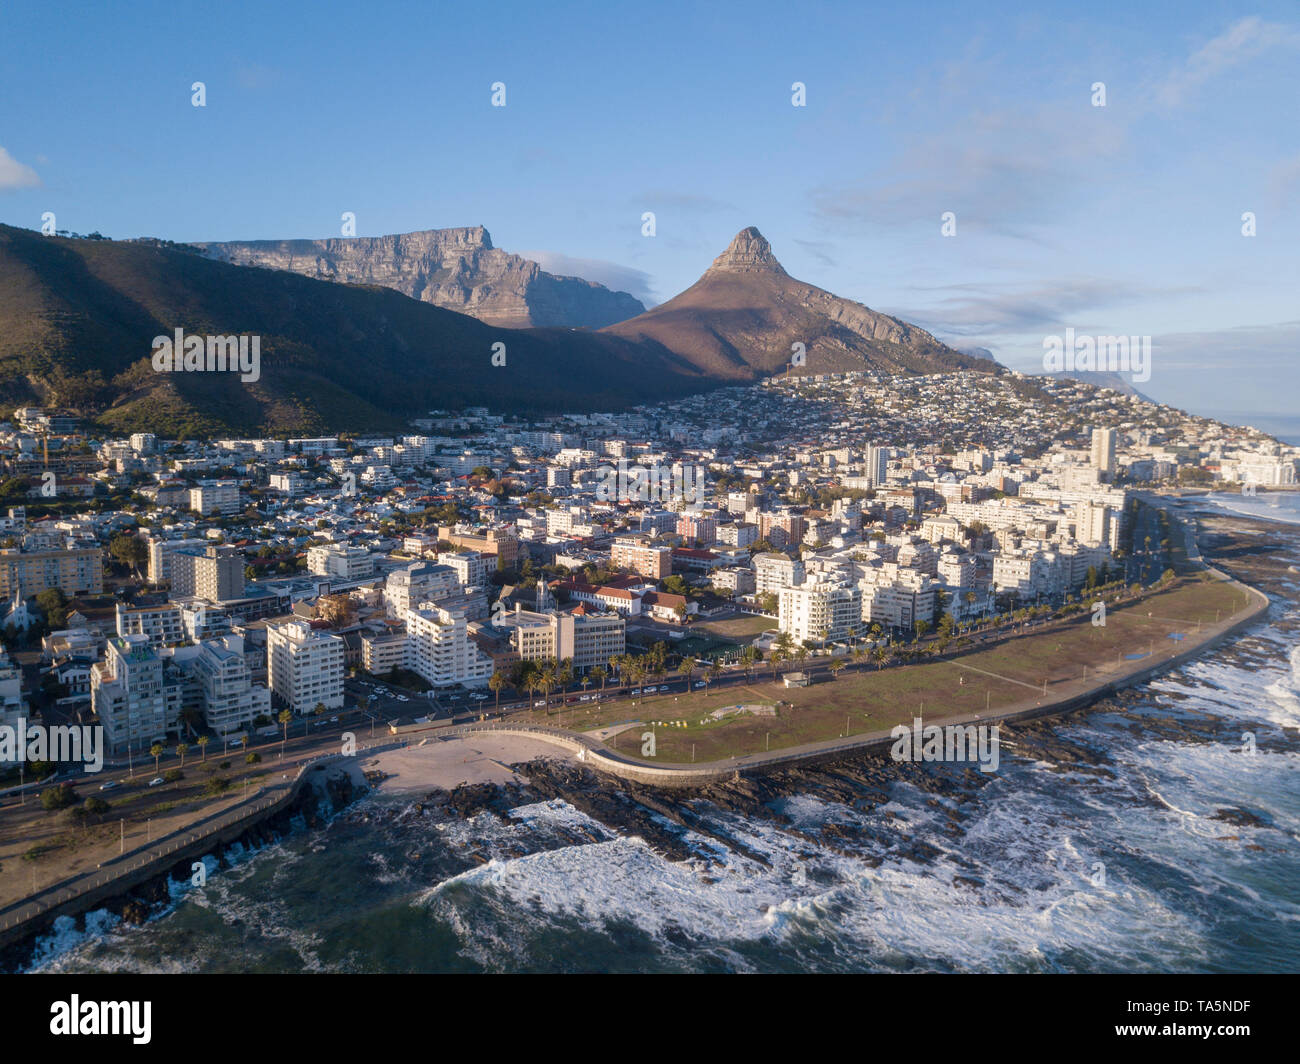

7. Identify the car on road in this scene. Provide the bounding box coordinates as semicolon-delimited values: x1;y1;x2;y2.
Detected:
148;777;165;787
329;716;339;723
534;700;546;707
99;780;118;791
396;695;409;703
657;686;669;692
694;681;706;688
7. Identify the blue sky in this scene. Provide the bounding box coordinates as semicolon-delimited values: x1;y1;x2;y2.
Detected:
2;1;1296;429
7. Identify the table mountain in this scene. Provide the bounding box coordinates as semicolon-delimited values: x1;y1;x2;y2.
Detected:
603;227;985;378
198;226;645;329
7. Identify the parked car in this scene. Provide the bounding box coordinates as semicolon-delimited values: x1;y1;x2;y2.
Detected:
148;777;165;787
694;681;706;688
534;700;546;707
329;716;340;723
657;685;669;692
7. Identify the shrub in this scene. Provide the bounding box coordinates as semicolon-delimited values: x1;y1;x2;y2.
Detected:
41;783;78;811
163;768;183;783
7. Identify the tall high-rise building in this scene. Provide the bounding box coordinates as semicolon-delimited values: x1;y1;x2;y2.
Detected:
1091;428;1117;477
267;620;345;714
865;444;889;488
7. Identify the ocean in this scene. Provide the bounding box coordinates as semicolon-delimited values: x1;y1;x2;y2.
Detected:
20;511;1300;974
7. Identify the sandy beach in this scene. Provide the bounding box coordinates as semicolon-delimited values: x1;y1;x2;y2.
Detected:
355;733;572;793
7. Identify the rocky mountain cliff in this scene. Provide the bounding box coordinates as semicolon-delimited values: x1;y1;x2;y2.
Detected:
604;227;986;379
198;226;645;329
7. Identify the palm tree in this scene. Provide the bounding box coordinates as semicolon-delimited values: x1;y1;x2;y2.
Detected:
489;670;506;713
591;665;607;699
705;660;723;692
740;645;758;680
678;656;697;691
873;646;887;670
539;667;556;713
197;734;210;762
150;743;163;775
769;649;785;682
278;708;293;756
176;741;188;768
829;659;846;681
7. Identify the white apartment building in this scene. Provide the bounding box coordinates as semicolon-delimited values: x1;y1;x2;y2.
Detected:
189;480;241;516
439;550;486;588
754;552;805;595
384;561;461;617
147;536;209;584
92;634;182;753
116;601;185;648
858;564;937;631
307;544;376;580
0;649;27;731
191;634;271;738
779;580;862;644
267;620;345;714
405;604;493;688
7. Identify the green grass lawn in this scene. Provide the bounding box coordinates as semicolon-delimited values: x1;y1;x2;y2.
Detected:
540;574;1247;764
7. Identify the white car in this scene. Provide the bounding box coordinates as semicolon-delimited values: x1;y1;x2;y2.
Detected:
148;777;165;787
694;681;706;688
657;686;669;692
534;700;546;707
396;695;409;703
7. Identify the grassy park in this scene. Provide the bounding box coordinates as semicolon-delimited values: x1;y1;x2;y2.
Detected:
526;573;1249;764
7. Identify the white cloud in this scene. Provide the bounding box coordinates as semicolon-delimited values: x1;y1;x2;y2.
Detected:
517;250;657;306
1154;16;1300;107
0;147;40;191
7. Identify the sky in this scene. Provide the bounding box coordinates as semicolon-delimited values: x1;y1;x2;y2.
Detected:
1;1;1297;432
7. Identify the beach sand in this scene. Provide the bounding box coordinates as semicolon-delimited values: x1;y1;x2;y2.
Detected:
356;734;573;793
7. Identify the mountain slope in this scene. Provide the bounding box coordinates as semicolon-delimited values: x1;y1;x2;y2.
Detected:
603;227;988;379
0;225;707;436
198;227;646;329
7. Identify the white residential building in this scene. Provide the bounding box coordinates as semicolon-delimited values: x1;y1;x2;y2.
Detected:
405;604;493;688
267;620;345;714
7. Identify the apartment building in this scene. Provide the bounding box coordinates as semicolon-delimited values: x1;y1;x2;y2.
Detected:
190;634;271;738
754;552;805;595
116;601;185;648
92;634;182;752
189;479;241;516
266;620;345;714
307;543;376;580
501;605;625;670
779;580;862;644
610;536;672;580
169;545;245;601
384;561;460;618
0;544;103;599
405;604;494;687
1091;427;1117;477
439;550;486;588
437;526;525;570
147;536;209;584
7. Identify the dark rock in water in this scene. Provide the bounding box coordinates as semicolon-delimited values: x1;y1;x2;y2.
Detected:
1210;807;1269;829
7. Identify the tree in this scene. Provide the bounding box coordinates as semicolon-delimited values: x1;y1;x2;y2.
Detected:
176;741;188;768
109;532;148;575
678;656;697;690
740;645;758;680
316;593;355;628
246;751;261;765
591;665;607;698
913;618;930;642
488;670;506;713
197;735;210;762
705;660;723;692
757;591;779;615
829;659;846;681
278;709;293;755
150;743;164;775
41;783;78;811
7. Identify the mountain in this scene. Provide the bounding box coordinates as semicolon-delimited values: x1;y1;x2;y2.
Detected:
602;227;989;379
0;225;707;437
198;226;645;329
